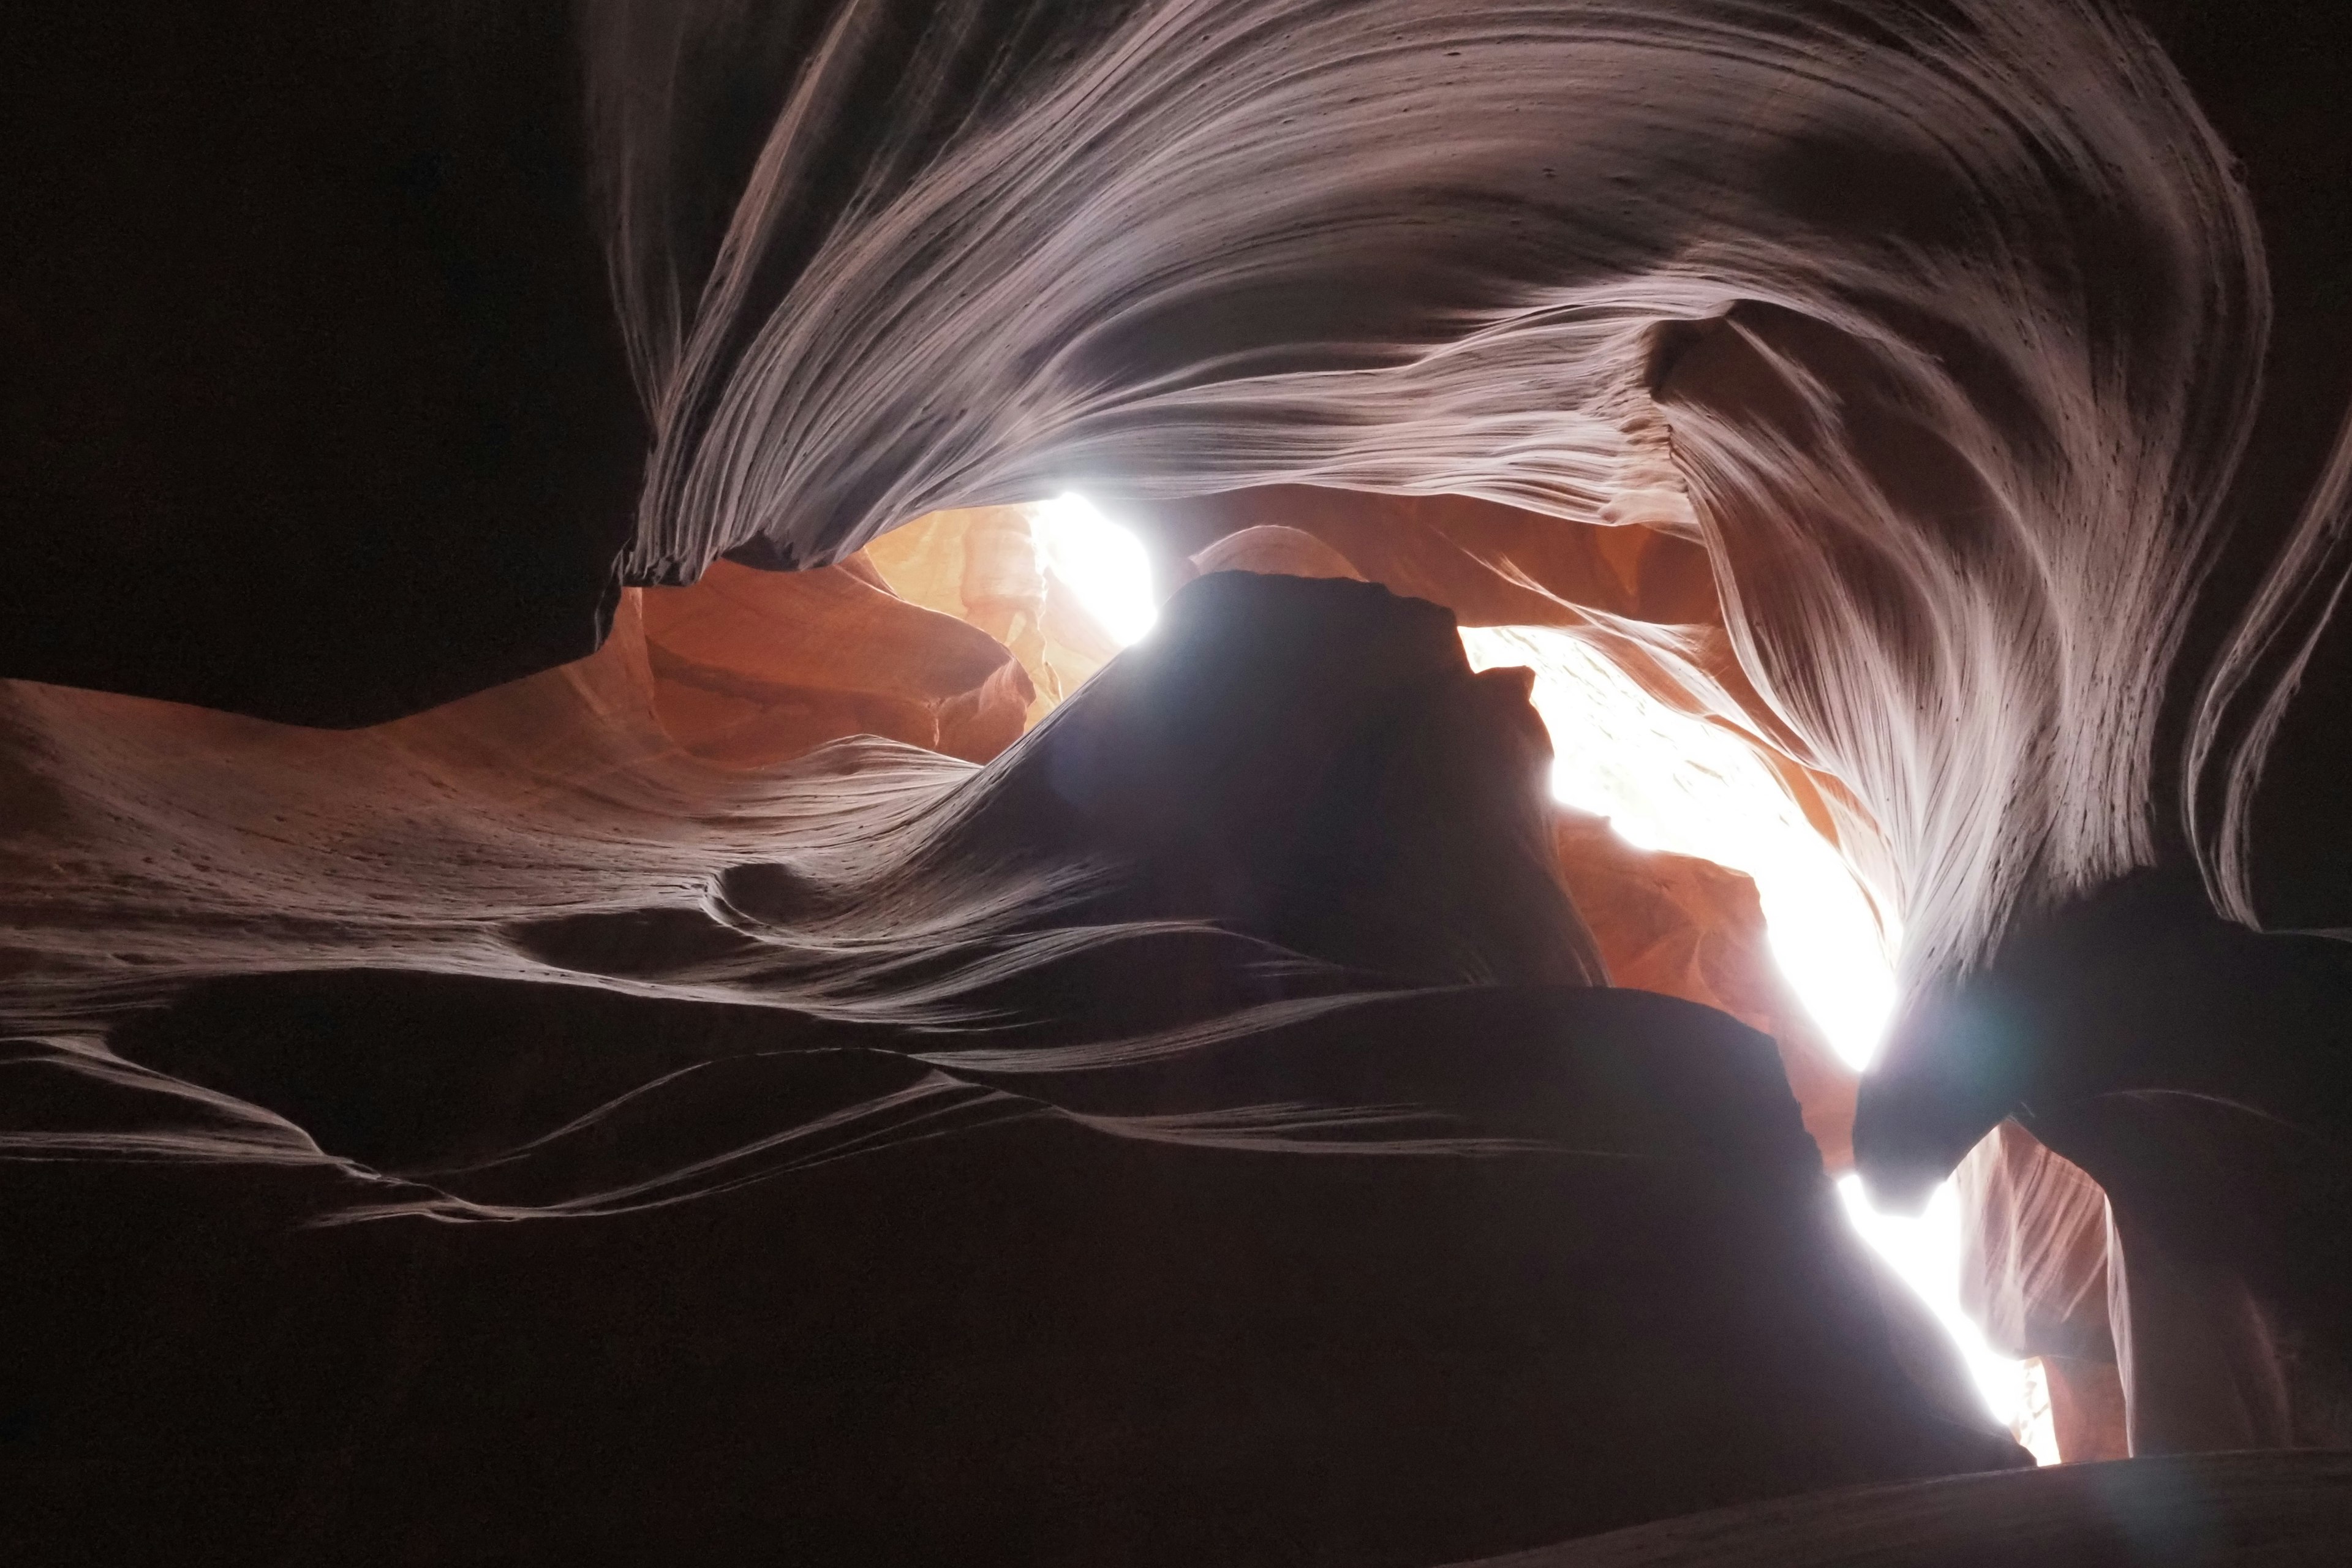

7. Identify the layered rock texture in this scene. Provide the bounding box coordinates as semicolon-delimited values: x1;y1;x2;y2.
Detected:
9;1;2352;1562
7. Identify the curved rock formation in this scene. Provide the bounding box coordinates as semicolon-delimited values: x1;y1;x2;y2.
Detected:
11;1;2352;1559
641;555;1036;766
1864;870;2352;1453
1956;1120;2129;1463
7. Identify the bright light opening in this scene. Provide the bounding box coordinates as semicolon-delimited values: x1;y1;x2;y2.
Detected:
1462;627;2039;1451
1031;494;1158;646
1458;625;1895;1071
973;568;2029;1447
1839;1175;2044;1453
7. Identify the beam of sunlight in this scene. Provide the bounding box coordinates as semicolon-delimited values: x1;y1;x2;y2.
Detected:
1458;625;1895;1071
1003;555;2035;1453
1838;1175;2046;1455
1466;625;2041;1456
1031;494;1158;646
2014;1357;2059;1466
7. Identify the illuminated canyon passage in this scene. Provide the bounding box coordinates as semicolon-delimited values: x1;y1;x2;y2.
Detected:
8;3;2352;1562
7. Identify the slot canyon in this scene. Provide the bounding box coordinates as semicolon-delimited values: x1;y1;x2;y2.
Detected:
6;3;2352;1562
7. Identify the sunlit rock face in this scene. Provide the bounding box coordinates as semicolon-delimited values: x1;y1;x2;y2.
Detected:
4;574;2026;1562
1956;1121;2130;1463
641;556;1035;765
1548;810;1858;1174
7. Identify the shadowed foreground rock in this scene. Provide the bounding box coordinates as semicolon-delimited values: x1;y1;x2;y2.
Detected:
3;576;2019;1566
1863;873;2352;1455
1449;1450;2352;1568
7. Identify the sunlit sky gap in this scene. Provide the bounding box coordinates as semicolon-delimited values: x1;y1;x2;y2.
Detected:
1835;1174;2049;1453
1035;494;1159;645
1035;494;2038;1453
1034;497;1897;1076
1458;625;1896;1073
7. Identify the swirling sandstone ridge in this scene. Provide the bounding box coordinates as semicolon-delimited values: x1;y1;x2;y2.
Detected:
6;2;2352;1562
